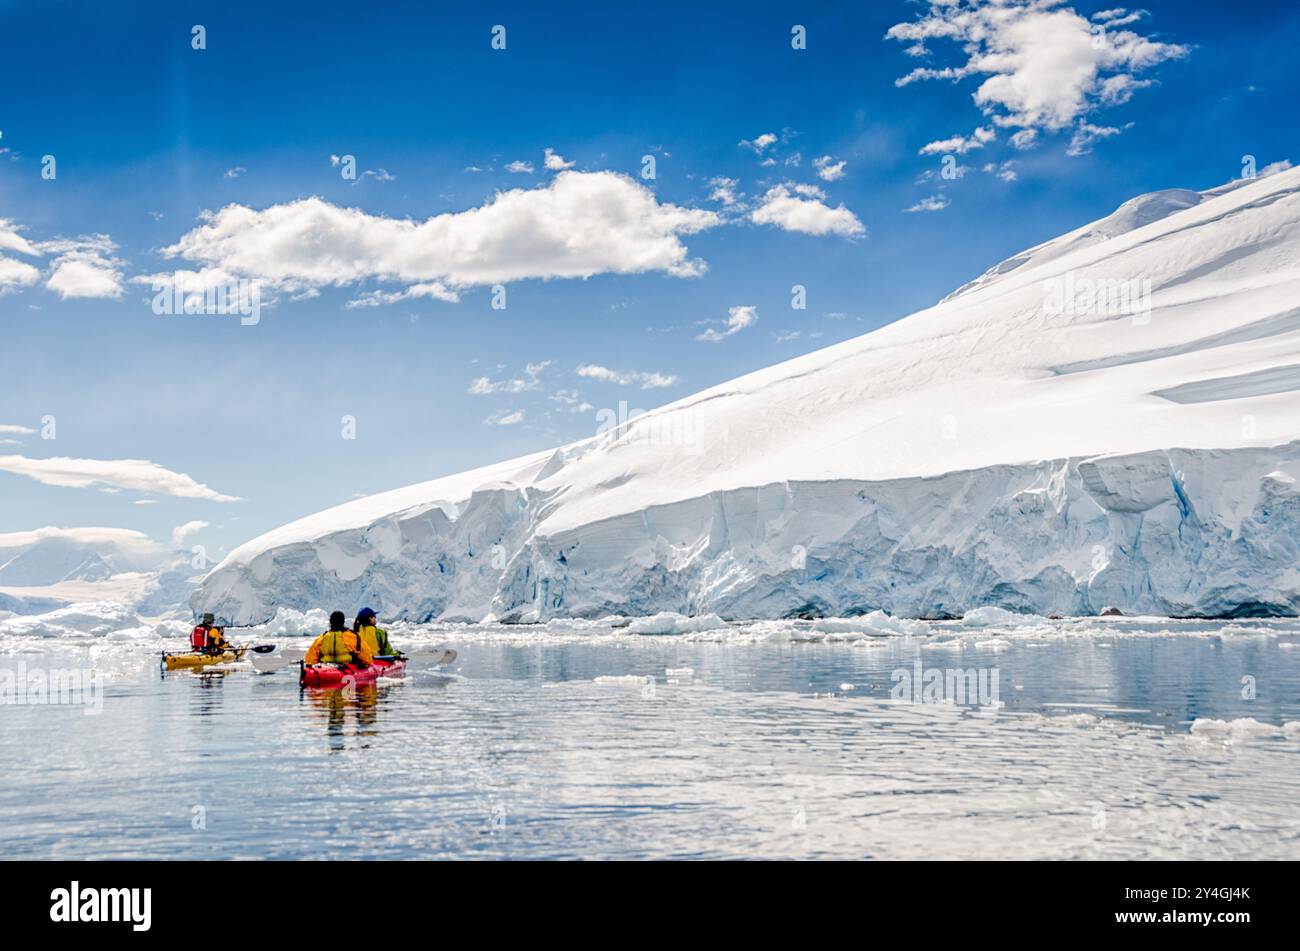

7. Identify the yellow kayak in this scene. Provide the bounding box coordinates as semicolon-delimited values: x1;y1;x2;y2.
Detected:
162;647;249;671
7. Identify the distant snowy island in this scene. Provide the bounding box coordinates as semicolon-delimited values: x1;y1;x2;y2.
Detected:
170;165;1298;625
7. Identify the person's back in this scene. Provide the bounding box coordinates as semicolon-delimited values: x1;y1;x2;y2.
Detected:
191;613;228;653
353;607;395;657
305;611;374;666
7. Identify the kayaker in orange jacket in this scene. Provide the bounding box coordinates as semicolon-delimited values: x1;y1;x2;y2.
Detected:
304;611;375;667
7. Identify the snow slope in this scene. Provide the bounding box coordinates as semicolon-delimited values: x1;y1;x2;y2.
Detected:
196;166;1300;623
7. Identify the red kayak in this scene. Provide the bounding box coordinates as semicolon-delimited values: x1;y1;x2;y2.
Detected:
300;658;406;689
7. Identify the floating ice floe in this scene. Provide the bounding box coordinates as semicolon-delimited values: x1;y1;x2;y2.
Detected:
627;613;727;635
1189;717;1300;739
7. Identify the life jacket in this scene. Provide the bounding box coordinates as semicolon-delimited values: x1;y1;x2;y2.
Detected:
191;624;227;651
356;624;388;656
317;629;363;664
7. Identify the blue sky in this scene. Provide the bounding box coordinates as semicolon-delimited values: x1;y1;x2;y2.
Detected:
1;0;1297;565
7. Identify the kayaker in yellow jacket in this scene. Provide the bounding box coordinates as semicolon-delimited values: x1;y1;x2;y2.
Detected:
304;611;375;667
353;607;399;657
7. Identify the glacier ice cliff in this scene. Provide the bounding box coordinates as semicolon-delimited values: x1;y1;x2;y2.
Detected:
195;166;1300;623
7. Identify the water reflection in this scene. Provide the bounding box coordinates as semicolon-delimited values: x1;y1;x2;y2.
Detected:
301;683;396;751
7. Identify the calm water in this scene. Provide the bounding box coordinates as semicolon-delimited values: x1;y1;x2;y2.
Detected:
3;617;1300;859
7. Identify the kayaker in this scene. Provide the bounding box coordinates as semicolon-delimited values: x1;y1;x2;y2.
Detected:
353;607;399;658
190;613;230;654
304;611;375;668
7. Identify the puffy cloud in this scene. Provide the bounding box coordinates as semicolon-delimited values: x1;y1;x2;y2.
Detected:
576;365;679;389
0;218;42;292
740;132;778;153
888;0;1187;149
750;185;865;238
506;160;534;174
696;305;758;342
224;166;246;180
814;155;847;181
0;455;239;502
42;236;125;300
171;520;210;547
919;126;995;156
0;224;123;299
708;177;741;207
543;148;575;170
904;195;951;213
160;172;721;301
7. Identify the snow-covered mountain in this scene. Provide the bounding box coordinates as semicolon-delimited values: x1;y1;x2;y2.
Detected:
196;166;1300;623
0;528;199;618
0;528;161;587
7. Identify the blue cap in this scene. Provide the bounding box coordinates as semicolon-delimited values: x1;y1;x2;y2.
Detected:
358;606;376;621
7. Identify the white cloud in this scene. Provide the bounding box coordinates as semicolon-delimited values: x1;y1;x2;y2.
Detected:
813;155;847;181
1092;8;1144;27
224;166;246;180
43;236;125;300
1010;129;1039;150
171;519;210;547
888;1;1187;149
0;423;35;435
0;218;42;292
696;305;758;342
468;360;551;395
506;160;534;174
485;409;525;426
0;227;125;300
919;126;995;156
708;177;741;207
750;185;865;238
740;132;778;153
904;195;951;213
982;160;1019;182
543;148;575;171
0;455;239;501
0;526;163;562
1066;121;1126;156
161;172;721;300
345;282;459;308
576;365;679;389
549;389;594;413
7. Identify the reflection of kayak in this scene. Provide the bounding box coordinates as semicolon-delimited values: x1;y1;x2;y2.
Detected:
162;647;248;671
300;657;406;689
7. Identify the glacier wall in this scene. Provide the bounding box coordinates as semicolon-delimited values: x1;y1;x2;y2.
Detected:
197;441;1300;623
